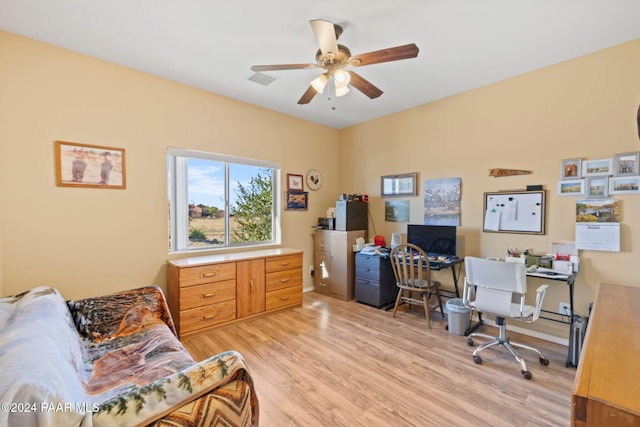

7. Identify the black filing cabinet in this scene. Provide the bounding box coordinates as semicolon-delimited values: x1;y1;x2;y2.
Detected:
355;252;398;308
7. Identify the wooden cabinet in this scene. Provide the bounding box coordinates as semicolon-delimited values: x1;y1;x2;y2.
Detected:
167;248;302;337
236;259;265;318
571;283;640;426
314;229;365;301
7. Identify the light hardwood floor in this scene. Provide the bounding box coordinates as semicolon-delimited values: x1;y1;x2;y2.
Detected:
182;292;576;427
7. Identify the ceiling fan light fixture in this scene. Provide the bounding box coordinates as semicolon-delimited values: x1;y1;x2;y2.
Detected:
310;73;328;94
333;70;351;88
335;85;350;97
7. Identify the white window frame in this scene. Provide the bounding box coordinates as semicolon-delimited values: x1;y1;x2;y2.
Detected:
168;147;281;253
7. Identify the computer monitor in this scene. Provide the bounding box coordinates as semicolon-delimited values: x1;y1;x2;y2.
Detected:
407;224;457;258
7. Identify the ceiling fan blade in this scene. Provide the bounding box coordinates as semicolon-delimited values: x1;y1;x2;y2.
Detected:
348;71;383;99
350;43;419;67
310;19;339;56
251;63;317;72
297;85;318;105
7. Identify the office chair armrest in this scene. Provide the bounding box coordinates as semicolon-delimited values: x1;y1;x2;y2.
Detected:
532;284;549;321
462;277;473;308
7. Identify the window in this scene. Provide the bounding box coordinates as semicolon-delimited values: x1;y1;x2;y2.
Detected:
168;148;280;252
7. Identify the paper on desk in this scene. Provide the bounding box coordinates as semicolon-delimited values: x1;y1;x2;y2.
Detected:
484;209;501;231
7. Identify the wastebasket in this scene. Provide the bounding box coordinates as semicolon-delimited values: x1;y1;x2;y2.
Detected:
446;298;471;335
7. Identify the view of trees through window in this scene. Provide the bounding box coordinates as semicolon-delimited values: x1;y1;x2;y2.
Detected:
168;150;278;252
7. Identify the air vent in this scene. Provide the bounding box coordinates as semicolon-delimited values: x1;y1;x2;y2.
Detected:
247;72;278;86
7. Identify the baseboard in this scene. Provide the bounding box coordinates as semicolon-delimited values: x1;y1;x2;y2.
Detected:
473;314;569;347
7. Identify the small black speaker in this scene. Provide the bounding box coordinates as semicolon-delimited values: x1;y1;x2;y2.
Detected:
526;185;543;191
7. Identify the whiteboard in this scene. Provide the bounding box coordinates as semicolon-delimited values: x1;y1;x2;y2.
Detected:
483;190;546;234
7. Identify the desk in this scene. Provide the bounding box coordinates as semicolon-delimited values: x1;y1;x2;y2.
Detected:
527;270;577;367
571;283;640;426
429;258;464;297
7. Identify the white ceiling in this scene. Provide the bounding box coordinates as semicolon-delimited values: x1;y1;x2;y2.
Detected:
2;1;639;129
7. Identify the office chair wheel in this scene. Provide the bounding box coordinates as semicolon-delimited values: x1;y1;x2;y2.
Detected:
466;338;474;346
539;357;549;366
473;355;482;364
522;371;533;380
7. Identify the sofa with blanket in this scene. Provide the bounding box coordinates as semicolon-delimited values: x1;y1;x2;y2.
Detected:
0;286;259;426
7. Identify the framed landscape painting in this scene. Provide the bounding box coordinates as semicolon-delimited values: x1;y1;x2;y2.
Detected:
55;141;126;189
557;179;585;196
582;158;613;177
609;176;640;195
586;177;608;198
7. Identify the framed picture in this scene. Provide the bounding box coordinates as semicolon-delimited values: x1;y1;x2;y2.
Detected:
586;176;609;198
55;141;126;189
557;179;585;196
613;152;640;176
609;175;640;194
385;200;410;222
560;158;582;179
381;173;418;197
285;190;308;210
287;173;304;191
582;158;613;177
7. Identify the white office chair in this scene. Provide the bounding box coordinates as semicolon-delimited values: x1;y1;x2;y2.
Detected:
462;256;549;379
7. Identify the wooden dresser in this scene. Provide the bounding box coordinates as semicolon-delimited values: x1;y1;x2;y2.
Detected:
167;248;303;337
571;283;640;426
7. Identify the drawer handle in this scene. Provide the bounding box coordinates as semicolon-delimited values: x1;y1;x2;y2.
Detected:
201;292;217;299
250;279;254;295
280;261;290;266
280;296;291;301
201;272;217;278
280;278;290;283
202;314;217;320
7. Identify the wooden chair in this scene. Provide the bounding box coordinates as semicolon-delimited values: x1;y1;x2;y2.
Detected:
389;243;444;329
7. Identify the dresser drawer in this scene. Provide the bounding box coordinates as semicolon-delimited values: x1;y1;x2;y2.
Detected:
180;279;236;310
179;262;236;287
179;300;236;334
266;285;303;310
356;267;381;282
356;253;383;270
266;268;302;292
265;254;302;273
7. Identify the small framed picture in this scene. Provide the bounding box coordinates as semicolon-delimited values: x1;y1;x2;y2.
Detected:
613;152;640;176
287;173;304;191
609;175;640;194
557;179;585;196
586;176;608;198
560;158;582;179
55;141;126;189
285;190;308;210
381;173;418;197
582;158;613;177
385;200;410;222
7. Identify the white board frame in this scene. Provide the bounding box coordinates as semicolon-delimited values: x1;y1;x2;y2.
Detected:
483;190;546;235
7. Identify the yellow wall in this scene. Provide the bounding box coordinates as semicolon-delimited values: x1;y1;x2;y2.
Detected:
340;39;640;337
1;30;639;340
0;31;339;299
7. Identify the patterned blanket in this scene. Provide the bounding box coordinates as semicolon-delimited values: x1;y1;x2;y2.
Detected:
0;286;258;426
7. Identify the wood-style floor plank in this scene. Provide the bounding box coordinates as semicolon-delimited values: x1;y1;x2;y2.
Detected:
182;292;575;427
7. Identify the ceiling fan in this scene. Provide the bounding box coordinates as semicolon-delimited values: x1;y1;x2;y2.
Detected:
250;19;419;105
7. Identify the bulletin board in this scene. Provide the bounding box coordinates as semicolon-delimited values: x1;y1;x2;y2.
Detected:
483;190;546;234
